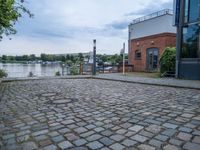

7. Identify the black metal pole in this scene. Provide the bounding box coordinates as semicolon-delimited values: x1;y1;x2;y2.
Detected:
93;39;96;75
176;0;184;78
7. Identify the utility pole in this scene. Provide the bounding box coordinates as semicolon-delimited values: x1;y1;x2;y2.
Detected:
92;39;96;75
123;43;125;75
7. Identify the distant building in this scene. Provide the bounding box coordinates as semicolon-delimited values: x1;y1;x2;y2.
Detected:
128;9;176;71
174;0;200;80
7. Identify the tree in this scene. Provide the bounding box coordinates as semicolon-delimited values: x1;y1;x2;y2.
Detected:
0;0;33;40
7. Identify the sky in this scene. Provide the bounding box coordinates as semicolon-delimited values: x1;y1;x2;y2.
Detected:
0;0;173;55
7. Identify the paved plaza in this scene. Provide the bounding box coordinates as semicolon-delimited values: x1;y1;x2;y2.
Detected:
0;78;200;150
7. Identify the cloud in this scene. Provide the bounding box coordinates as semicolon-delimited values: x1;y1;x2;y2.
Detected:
0;0;173;55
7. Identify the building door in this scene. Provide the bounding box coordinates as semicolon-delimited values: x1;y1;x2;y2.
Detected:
147;48;158;70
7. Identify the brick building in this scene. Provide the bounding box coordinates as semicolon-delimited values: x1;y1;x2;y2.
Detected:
128;9;176;71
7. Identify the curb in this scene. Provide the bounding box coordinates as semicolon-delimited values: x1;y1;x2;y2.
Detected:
92;76;200;90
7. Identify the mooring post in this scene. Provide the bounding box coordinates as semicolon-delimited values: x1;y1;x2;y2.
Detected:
93;39;96;75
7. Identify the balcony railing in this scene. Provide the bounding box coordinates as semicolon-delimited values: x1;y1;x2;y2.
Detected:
131;9;173;25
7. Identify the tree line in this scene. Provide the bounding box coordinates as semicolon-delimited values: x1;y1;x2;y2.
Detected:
0;53;128;65
0;53;84;63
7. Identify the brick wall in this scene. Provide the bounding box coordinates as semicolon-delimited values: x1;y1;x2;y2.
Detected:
128;33;176;71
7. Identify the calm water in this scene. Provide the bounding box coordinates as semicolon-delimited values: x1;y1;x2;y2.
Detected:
0;63;63;78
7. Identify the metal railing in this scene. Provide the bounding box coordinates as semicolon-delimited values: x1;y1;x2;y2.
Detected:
131;9;173;25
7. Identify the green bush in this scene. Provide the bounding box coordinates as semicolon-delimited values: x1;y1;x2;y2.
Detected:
159;47;176;73
70;65;79;75
55;71;61;76
0;69;8;78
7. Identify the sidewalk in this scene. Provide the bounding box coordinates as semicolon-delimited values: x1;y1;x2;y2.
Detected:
94;73;200;90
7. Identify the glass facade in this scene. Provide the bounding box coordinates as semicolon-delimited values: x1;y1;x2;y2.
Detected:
188;0;200;22
181;0;200;58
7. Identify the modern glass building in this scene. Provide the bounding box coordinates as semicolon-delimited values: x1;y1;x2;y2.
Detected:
174;0;200;79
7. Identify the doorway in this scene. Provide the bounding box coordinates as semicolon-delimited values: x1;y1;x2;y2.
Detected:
147;48;159;70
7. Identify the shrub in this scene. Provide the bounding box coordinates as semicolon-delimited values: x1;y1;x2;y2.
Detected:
70;65;79;75
159;47;176;74
0;69;8;78
55;71;61;76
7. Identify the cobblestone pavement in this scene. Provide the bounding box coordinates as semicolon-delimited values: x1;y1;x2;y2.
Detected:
0;79;200;150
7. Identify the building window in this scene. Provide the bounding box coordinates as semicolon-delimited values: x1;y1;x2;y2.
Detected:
188;0;200;22
135;50;141;59
182;24;200;58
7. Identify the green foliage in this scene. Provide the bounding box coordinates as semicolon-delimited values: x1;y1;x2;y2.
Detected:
0;69;8;78
0;0;33;40
55;71;61;76
70;65;79;75
159;47;176;73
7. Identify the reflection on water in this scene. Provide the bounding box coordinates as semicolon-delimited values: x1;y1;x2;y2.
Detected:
0;63;62;77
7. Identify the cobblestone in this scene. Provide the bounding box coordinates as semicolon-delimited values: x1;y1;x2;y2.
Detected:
0;78;200;149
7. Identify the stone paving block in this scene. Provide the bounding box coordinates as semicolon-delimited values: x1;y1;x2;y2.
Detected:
110;134;125;142
101;130;113;136
178;127;192;133
80;131;95;137
109;143;125;150
48;131;59;137
39;139;52;147
169;138;183;146
2;134;15;140
61;119;75;125
94;127;105;132
87;141;103;150
34;135;48;141
155;134;169;142
74;127;88;134
163;123;178;129
192;136;200;144
144;119;161;125
42;144;57;150
149;139;163;148
122;139;137;147
70;147;88;150
52;135;64;143
32;129;48;137
73;139;87;146
145;125;162;134
183;142;200;150
137;144;156;150
58;141;73;149
64;133;79;141
21;141;38;150
163;144;179;150
131;134;148;142
99;137;114;146
86;134;102;141
161;129;177;137
129;125;144;132
177;132;192;141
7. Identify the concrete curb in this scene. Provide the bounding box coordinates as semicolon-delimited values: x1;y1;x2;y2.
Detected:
92;76;200;90
1;75;92;83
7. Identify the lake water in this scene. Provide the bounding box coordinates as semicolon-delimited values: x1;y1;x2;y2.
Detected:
0;63;63;78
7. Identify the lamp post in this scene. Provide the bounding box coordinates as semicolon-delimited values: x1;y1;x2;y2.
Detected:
92;39;96;75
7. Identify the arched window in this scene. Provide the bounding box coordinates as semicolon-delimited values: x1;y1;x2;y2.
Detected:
135;50;141;59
